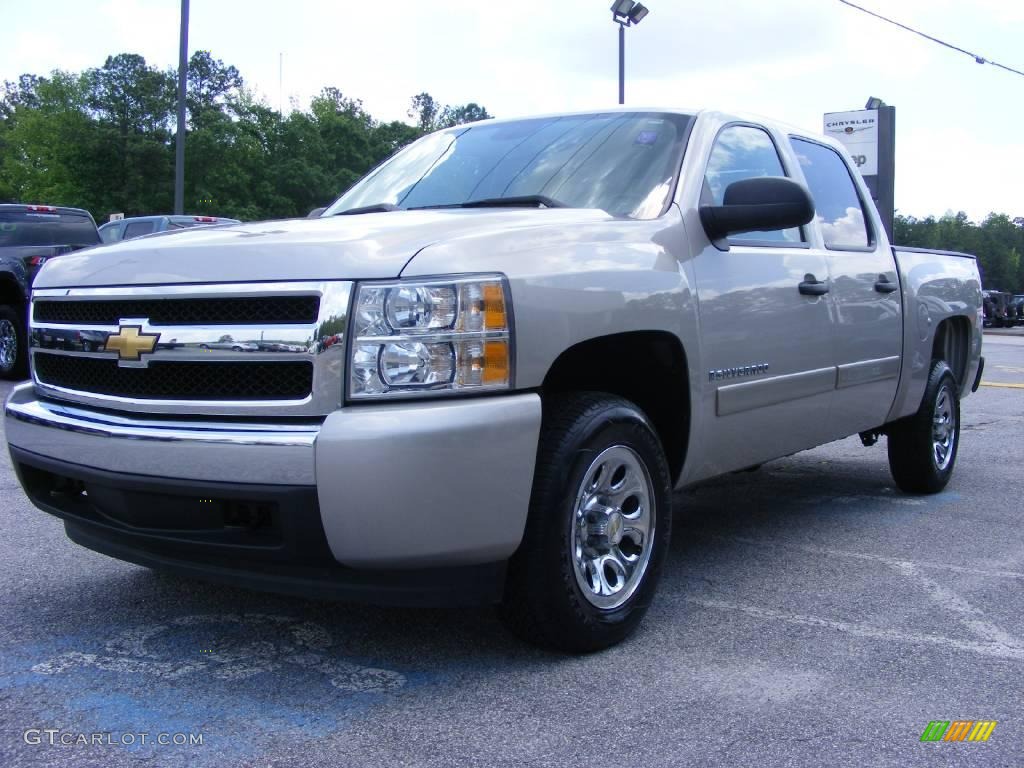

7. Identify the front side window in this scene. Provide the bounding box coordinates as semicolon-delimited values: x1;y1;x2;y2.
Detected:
99;224;122;243
704;125;802;244
325;112;693;220
790;138;871;249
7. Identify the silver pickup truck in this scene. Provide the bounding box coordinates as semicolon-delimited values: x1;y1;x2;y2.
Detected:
4;108;983;652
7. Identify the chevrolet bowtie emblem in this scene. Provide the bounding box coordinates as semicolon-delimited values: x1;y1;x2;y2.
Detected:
105;325;160;361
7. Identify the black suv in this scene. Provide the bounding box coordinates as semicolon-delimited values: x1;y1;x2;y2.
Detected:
0;204;100;379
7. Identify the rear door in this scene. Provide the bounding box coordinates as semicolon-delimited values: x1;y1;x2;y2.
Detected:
789;137;901;437
690;123;836;476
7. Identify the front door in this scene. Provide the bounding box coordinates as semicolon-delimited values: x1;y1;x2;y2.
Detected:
689;123;837;479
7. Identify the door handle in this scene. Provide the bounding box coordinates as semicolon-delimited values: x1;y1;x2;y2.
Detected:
874;275;898;293
798;274;829;296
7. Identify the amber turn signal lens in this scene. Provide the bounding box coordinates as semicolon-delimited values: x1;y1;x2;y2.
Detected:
482;283;507;330
481;340;510;385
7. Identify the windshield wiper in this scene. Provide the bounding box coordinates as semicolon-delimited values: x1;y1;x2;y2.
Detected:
334;203;400;215
458;194;569;209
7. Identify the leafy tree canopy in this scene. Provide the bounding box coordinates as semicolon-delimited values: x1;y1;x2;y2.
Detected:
0;52;492;221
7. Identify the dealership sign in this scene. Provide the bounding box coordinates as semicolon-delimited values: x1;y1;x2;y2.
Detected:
823;109;878;175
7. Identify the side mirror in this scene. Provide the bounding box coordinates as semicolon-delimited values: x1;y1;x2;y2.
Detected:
699;176;814;250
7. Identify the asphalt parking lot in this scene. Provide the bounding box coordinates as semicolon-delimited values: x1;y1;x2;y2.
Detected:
1;332;1022;768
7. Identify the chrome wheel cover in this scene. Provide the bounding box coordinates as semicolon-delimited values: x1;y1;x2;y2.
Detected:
932;383;957;471
0;318;17;373
570;445;655;610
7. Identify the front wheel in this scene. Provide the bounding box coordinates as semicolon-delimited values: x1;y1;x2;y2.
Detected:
0;305;28;380
499;393;672;652
887;360;960;494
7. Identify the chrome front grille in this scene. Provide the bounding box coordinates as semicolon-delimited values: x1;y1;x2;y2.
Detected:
33;354;315;401
33;295;322;326
30;281;352;417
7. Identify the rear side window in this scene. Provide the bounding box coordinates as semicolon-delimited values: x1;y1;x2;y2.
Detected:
0;211;100;247
790;138;871;249
123;221;157;240
704;125;802;244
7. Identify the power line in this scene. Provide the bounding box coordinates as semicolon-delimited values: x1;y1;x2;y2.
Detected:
836;0;1024;79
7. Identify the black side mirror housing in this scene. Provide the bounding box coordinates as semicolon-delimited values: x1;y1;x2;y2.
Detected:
699;177;815;250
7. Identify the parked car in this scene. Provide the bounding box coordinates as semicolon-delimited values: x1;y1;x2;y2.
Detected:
6;107;984;651
198;340;259;352
0;204;100;378
1009;295;1024;326
982;289;1013;327
98;215;241;244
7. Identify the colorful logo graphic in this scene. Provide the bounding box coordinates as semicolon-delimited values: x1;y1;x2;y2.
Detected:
920;720;997;742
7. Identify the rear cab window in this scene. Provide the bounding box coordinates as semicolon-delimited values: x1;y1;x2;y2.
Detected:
123;221;157;240
789;138;872;250
0;210;100;248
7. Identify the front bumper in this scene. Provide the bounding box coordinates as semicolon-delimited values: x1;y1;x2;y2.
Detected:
5;383;542;593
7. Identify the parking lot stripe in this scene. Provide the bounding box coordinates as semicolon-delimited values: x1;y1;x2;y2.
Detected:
979;381;1024;389
893;562;1024;649
684;597;1024;662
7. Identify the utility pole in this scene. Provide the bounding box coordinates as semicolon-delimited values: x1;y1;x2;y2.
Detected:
174;0;189;215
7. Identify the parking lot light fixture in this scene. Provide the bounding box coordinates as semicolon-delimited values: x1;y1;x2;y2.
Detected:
610;1;650;105
628;3;649;24
611;0;634;18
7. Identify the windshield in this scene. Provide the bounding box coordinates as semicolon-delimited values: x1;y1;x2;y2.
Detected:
0;210;99;247
324;112;692;219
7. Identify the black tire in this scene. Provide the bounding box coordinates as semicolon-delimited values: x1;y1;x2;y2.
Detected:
887;360;960;494
0;304;28;380
499;392;672;653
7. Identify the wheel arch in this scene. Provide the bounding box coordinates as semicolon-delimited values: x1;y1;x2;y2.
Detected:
540;330;690;485
0;272;26;311
931;314;971;393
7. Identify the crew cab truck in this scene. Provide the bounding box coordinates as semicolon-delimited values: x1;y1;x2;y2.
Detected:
0;204;101;379
4;109;983;652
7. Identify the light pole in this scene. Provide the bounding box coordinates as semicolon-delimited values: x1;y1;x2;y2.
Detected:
174;0;189;215
610;1;649;105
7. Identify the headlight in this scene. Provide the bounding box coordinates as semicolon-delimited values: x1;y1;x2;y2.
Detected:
349;275;512;399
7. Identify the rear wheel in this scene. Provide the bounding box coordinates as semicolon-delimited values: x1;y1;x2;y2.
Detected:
499;393;672;652
0;305;28;380
887;360;960;494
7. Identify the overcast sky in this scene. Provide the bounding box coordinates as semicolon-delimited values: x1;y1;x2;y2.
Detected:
2;0;1022;220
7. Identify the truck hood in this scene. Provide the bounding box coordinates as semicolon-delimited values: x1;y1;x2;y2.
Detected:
34;208;613;288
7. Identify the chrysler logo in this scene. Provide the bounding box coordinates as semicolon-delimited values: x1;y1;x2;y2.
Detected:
105;325;160;362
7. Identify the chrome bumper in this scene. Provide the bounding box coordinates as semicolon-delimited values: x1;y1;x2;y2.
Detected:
5;382;544;569
4;382;319;485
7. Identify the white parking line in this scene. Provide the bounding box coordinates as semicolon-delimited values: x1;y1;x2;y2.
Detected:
892;562;1024;650
685;598;1024;662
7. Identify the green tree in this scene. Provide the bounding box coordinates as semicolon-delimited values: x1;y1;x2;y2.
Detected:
85;54;176;216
